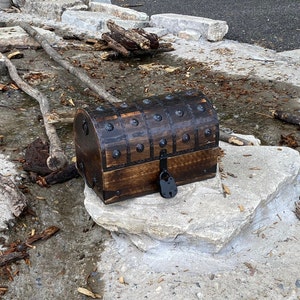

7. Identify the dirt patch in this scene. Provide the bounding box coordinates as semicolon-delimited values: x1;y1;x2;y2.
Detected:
0;40;299;299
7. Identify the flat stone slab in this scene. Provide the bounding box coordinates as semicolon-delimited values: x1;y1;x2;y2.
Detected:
84;143;300;253
0;154;23;230
90;2;149;21
150;13;228;41
0;26;64;52
0;26;40;50
22;0;86;20
61;10;149;32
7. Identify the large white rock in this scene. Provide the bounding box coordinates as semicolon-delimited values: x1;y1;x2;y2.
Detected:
0;26;62;52
84;143;300;252
0;26;40;50
90;2;149;21
62;10;149;32
0;154;27;230
22;0;86;20
150;13;228;41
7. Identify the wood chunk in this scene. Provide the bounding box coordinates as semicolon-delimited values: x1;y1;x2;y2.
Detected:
132;28;159;49
7;51;24;59
102;33;130;57
0;252;29;268
107;20;150;50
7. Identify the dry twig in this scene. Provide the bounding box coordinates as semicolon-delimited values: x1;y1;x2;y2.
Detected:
19;22;121;104
0;52;68;171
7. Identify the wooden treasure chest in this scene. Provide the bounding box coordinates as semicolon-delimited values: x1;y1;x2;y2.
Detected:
74;89;219;204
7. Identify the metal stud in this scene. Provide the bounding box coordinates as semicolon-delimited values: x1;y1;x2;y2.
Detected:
105;122;114;131
136;143;144;153
153;114;162;122
159;138;167;148
112;149;121;159
175;109;184;117
165;94;174;100
96;105;105;111
182;133;190;143
143;98;151;105
120;102;128;108
130;118;139;126
205;128;212;137
197;104;206;112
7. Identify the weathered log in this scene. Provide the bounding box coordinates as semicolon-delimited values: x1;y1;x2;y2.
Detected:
219;131;254;146
132;28;159;49
109;31;139;51
19;22;121;104
101;43;174;60
0;52;68;171
102;32;131;57
131;43;174;56
107;19;151;50
271;110;300;126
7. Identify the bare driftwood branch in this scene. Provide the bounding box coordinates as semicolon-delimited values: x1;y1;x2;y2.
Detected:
19;22;121;104
219;131;254;146
0;52;68;171
271;110;300;126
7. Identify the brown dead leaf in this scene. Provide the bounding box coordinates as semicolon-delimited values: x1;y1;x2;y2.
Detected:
0;83;9;91
9;83;19;90
279;133;298;148
119;276;126;284
222;184;231;195
77;287;101;299
244;262;257;276
238;204;245;212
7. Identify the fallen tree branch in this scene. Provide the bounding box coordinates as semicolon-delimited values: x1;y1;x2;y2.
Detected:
219;131;254;146
19;22;121;104
0;52;68;171
271;110;300;126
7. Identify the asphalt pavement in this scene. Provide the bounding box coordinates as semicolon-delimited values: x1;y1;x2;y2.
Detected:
112;0;300;52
